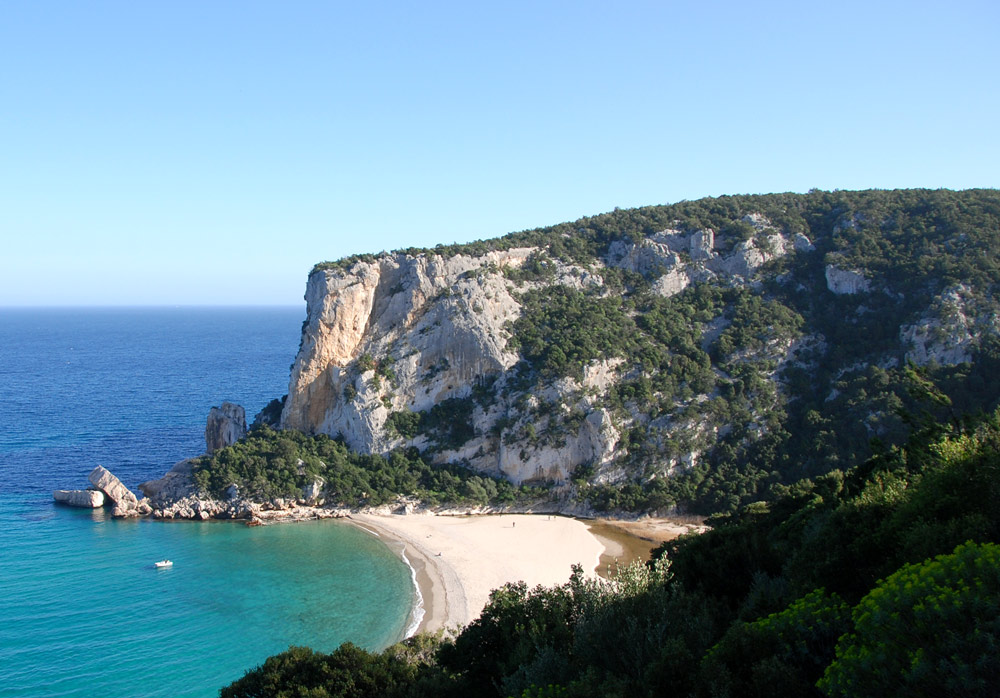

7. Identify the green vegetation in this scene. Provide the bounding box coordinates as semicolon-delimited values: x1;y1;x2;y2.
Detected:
819;541;1000;697
314;189;1000;281
509;286;640;380
386;398;476;451
220;639;450;698
220;406;1000;697
192;425;536;508
307;190;1000;517
251;395;286;427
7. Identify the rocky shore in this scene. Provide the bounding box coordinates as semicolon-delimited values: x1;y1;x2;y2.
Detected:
54;401;692;527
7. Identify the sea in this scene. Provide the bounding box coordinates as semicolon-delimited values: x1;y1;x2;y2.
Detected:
0;307;415;698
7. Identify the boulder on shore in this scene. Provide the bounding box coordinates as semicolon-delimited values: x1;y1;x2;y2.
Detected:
115;498;153;518
53;489;105;508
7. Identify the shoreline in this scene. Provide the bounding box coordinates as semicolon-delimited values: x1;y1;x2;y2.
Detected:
347;517;448;637
65;461;705;641
349;513;474;635
346;512;700;639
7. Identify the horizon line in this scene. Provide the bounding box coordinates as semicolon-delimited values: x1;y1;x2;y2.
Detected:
0;303;306;309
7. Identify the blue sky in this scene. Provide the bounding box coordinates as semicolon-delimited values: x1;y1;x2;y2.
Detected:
2;1;997;306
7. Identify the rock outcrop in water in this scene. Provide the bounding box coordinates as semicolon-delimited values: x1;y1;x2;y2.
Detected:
52;489;105;508
88;465;150;517
140;459;253;520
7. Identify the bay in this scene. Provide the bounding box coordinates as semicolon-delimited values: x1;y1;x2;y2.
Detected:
0;307;414;697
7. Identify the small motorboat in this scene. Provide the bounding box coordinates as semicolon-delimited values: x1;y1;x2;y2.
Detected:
154;560;173;568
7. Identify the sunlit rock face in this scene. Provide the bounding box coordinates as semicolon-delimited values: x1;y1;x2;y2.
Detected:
280;250;530;470
53;489;105;508
901;284;1000;366
278;219;813;488
205;402;247;454
276;198;1000;494
88;465;149;517
825;265;870;295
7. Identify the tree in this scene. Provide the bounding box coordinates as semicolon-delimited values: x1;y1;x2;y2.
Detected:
819;541;1000;697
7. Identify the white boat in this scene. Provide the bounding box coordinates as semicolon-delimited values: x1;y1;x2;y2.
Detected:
154;560;173;568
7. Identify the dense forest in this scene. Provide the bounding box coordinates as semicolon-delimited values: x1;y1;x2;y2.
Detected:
192;425;541;509
219;403;1000;697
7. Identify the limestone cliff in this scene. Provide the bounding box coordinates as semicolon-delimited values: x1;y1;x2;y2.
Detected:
278;216;816;487
900;284;1000;366
270;190;1000;509
281;250;529;456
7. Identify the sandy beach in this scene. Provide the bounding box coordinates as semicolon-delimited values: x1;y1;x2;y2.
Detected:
348;512;702;637
350;513;606;634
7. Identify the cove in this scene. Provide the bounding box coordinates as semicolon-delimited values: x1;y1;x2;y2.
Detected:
0;495;414;698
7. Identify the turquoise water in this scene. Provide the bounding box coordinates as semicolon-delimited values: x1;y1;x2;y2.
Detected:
0;308;415;697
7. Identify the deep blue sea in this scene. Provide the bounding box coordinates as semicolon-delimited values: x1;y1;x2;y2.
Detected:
0;308;414;698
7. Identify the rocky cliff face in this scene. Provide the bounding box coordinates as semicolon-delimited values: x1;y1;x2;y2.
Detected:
898;284;1000;366
282;250;529;456
278;216;825;487
205;402;247;454
272;190;1000;508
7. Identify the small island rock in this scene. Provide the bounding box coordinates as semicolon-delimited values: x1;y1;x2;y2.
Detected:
53;489;105;508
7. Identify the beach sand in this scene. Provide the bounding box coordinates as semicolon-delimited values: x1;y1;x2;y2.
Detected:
350;513;605;634
348;513;703;637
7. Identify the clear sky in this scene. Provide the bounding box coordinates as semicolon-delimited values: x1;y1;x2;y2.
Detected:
2;1;997;306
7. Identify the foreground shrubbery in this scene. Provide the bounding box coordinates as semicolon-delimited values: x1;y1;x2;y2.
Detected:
191;425;539;508
220;408;1000;697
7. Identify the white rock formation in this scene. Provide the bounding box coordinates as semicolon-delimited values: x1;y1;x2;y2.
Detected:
652;268;691;297
277;223;820;487
301;477;325;505
825;265;870;295
690;229;715;260
901;285;999;366
281;251;528;450
53;489;105;508
497;408;619;484
89;466;138;508
741;213;770;230
139;459;198;501
606;239;680;277
205;402;247;453
607;221;807;299
88;465;146;517
793;233;815;252
717;240;767;278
